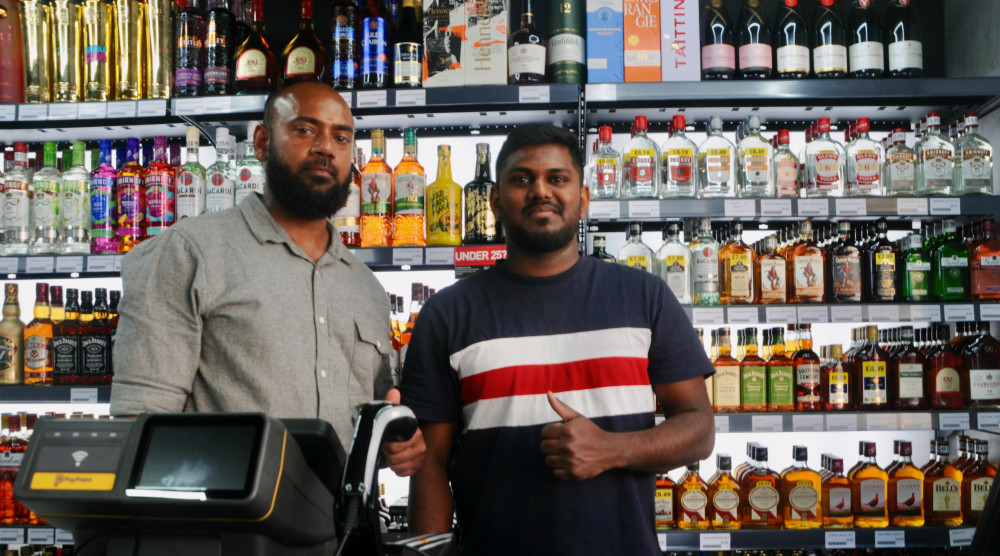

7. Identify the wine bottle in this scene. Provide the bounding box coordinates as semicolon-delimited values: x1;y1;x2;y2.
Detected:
282;0;329;85
330;0;361;90
393;0;423;87
886;0;922;78
847;0;883;78
812;0;848;78
508;0;547;84
204;0;235;95
233;0;278;94
737;0;772;80
775;0;809;79
701;0;735;80
360;0;394;89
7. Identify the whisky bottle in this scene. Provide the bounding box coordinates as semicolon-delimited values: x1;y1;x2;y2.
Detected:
0;284;24;385
739;328;767;412
786;220;825;303
589;235;616;263
690;217;720;306
709;453;741;530
712;327;740;413
923;439;963;526
781;446;822;529
113;0;148;100
854;325;889;411
793;323;822;411
720;220;755;304
852;441;889;528
52;288;80;385
0;414;29;523
464;144;498;245
890;326;927;409
677;462;710;530
766;327;794;412
823;456;853;528
425;145;462;246
507;0;546;85
392;128;426;247
654;473;675;531
23;283;53;386
888;440;924;527
821;344;851;411
863;218;900;302
656;222;691;303
741;446;782;529
360;129;393;248
961;439;996;526
962;321;1000;408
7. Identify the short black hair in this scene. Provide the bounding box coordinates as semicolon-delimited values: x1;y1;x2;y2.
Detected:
495;124;584;184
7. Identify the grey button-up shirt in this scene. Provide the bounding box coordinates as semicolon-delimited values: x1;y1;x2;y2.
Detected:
110;194;393;452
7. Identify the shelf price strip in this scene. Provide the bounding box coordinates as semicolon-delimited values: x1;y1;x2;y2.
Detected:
699;533;731;551
825;531;856;550
27;528;55;545
874;530;905;548
949;528;975;547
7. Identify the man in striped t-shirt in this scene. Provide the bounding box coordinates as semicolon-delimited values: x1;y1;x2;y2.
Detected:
400;124;715;555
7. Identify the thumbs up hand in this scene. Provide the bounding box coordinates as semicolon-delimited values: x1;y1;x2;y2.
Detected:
540;391;618;481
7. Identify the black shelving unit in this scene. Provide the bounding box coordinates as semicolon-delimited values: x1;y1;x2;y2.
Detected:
656;526;975;552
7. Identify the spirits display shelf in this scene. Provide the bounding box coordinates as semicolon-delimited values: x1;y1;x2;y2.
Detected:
0;385;110;405
585;77;1000;133
656;526;976;552
682;302;999;326
0;254;122;279
706;410;1000;435
0;525;74;547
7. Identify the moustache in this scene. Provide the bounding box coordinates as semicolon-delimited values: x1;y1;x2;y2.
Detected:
300;158;338;178
523;201;562;215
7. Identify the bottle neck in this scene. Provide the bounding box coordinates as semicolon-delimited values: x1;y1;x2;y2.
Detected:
437;151;453;181
475;153;492;181
520;0;535;29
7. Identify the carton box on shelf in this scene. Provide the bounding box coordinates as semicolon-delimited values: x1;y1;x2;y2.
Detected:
462;0;508;85
624;0;660;82
587;0;625;83
660;0;700;81
424;0;466;87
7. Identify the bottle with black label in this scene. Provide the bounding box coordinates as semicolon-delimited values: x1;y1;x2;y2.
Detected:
546;0;584;83
52;288;80;386
79;290;111;385
393;0;423;87
464;144;499;244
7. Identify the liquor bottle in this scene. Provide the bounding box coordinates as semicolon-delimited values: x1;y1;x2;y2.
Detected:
970;218;1000;300
677;462;710;530
144;0;170;99
425;145;462;247
891;326;927;409
924;323;965;408
173;0;205;97
931;219;970;301
853;325;889;410
233;0;278;94
204;0;235;95
845;118;883;196
781;446;821;529
29;142;61;255
720;221;755;304
618;223;655;272
828;220;862;302
701;0;735;80
739;328;766;412
741;446;781;529
764;327;794;411
654;473;675;531
283;0;328;85
51;0;83;102
235;121;266;206
330;0;361;90
116;137;146;253
862;218;900;302
86;288;112;385
2;139;28;253
0;413;28;522
360;130;393;247
884;128;916;196
690;217;720;306
775;0;809;79
961;439;996;526
144;136;176;239
709;453;741;529
756;236;787;305
963;321;1000;408
660;115;698;199
736;0;771;79
823;457;853;528
23;283;53;386
812;0;847;78
923;440;963;526
886;0;922;78
177;127;206;220
0;0;25;103
698;116;736;198
712;327;740;413
888;440;924;527
392;129;425;247
113;0;148;100
52;288;79;385
622;116;659;199
804;118;845;197
792;323;821;411
589;126;622;200
847;0;883;78
333;145;362;248
819;344;850;410
545;0;584;83
737;115;774;197
787;220;825;303
392;0;422;87
656;222;692;304
60;142;91;255
901;233;931;301
18;0;52;103
916;113;956;195
81;0;114;101
205;129;236;214
508;0;546;85
463;144;498;244
956;113;994;195
774;130;799;198
360;0;394;88
852;441;889;528
89;140;117;254
590;235;616;263
76;291;97;384
0;284;23;385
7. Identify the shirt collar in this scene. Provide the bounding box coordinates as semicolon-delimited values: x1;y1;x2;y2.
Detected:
239;193;355;265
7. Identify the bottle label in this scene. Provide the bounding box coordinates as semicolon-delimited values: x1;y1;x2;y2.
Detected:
776;45;809;74
875;251;897;298
464;186;496;241
145;172;176;232
52;334;78;378
362;17;389;79
666;148;694;187
743;148;770;185
973;256;1000;295
827;486;852;517
940;255;968;268
832;254;862;298
236;49;267;80
332;183;362;234
705;149;732;184
508;43;546;76
712;487;739;522
31;179;60;227
286;46;318;77
175;67;202;88
853;150;880;190
625;149;656;192
971;478;994;512
693;247;719;294
969;369;1000;400
394;43;423;85
828;370;849;405
548;33;586;65
813;44;847;73
176;171;205;219
655;487;674;522
740;365;766;407
738;43;772;70
895;477;922;515
796;363;821;404
595;157;619;189
814;151;841;190
24;334;52;371
888;152;916;190
759;258;786;302
394;173;425;216
935;367;960;394
862;360;887;404
61;179;90;228
90;175;116;232
907;261;931;271
932;478;960;512
777;158;798;196
4;178;29;228
897;362;924;399
701;44;735;71
116;175;143;228
727;253;751;297
235;167;265;205
962;149;991;185
849;41;884;72
0;452;24;469
889;40;923;71
81;334;110;375
789;483;820;519
859;478;886;515
793;254;823;297
923;148;954;184
427;188;462;240
361;172;392;216
680;488;708;521
767;365;793;407
748;484;780;520
625;255;651;272
332;20;358;81
206;170;234;213
663;254;688;299
712;365;740;408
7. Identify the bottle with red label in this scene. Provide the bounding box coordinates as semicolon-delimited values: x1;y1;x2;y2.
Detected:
845;118;883;196
676;461;710;530
144;136;176;239
660;115;697;198
622;116;659;199
233;0;278;94
804;118;845;197
282;0;329;85
589;126;621;200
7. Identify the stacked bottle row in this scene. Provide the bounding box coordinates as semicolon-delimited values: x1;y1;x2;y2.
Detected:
387;282;434;386
700;321;1000;413
587;112;993;201
701;0;923;81
656;438;995;531
602;216;1000;305
1;413;41;526
0;282;118;387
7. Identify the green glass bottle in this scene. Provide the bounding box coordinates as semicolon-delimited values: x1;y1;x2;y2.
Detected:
901;234;932;302
931;219;970;301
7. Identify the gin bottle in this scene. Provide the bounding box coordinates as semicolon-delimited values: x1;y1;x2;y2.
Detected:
177;126;207;219
235;121;266;205
774;129;800;198
589;125;622;200
845;117;883;197
61;141;91;254
915;112;955;196
804;117;845;197
656;221;692;304
698;116;736;198
623;116;660;199
29;142;61;254
690;217;720;306
660;115;698;198
737;115;774;197
885;128;916;196
956;112;993;195
617;222;655;273
206;127;236;213
930;219;970;301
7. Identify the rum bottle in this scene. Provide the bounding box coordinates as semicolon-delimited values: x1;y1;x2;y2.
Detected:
233;0;278;94
741;446;782;529
756;235;786;304
852;441;889;528
282;0;328;85
0;284;23;385
923;439;963;526
361;129;393;247
205;129;235;214
115;137;146;253
392;128;425;247
709;453;741;529
654;473;675;530
793;323;822;411
425;145;462;247
888;440;924;527
823;457;853;528
712;327;740;413
828;220;862;302
719;220;755;305
177;126;206;220
781;446;821;529
690;217;720;306
23;283;53;386
464;143;499;244
235;121;266;206
787;220;825;303
821;344;851;411
961;439;996;526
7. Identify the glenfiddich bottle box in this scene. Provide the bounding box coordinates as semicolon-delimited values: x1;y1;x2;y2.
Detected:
423;0;466;87
586;0;624;83
660;0;700;81
624;0;660;82
462;0;508;85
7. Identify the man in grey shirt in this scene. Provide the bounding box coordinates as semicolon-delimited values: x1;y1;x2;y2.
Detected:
110;81;425;476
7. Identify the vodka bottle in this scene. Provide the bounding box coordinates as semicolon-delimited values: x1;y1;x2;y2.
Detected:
956;113;993;195
774;129;800;198
804;117;845;197
885;128;916;196
690;217;720;306
617;222;655;273
589;125;622;200
206;127;236;212
623;116;659;199
660;115;698;198
845;117;883;197
656;221;692;304
698;115;736;198
737;115;774;197
915;112;955;196
61;141;91;254
29;142;61;254
177;126;207;219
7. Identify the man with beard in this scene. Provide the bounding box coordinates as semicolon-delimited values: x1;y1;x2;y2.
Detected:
400;124;715;555
110;82;425;476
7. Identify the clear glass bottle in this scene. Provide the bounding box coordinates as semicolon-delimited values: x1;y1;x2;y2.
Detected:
206;128;237;214
623;116;660;199
698;116;736;198
89;139;118;254
885;127;917;196
589;125;622;200
177;126;206;220
660;115;698;198
235;120;266;206
804;118;845;197
737;115;774;197
29;142;61;254
61;141;91;254
956;112;994;195
774;129;799;198
915;112;956;196
618;222;655;273
845;117;883;197
690;217;720;306
656;221;692;304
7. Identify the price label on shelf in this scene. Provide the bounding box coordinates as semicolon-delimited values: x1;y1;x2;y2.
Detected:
724;199;755;217
230;95;267;112
765;306;797;324
114;255;123;272
825;531;856;549
944;304;975;322
908;304;942;322
714;415;730;433
930;197;961;215
425;248;454;266
0;105;15;121
588;201;621;220
392;248;423;266
792;415;824;432
395;89;426;107
759;199;792;217
27;528;54;545
751;415;783;433
867;305;900;322
727;307;759;324
826;414;858;431
136;99;167;117
938;412;971;431
864;413;898;430
18;104;47;121
25;256;55;274
106;100;137;118
48;103;79;120
977;412;1000;432
518;85;550;103
896;198;928;215
78;102;108;119
949;528;975;547
0;529;23;544
87;255;116;272
691;308;724;325
699;533;731;551
898;412;932;430
627;200;660;219
356;90;388;108
337;91;353;108
173;98;201;115
202;96;232;114
71;388;100;404
55;256;85;273
55;529;74;544
0;258;18;274
657;533;666;551
830;306;863;323
835;198;867;216
797;306;829;323
797;199;829;216
979;304;1000;320
875;531;906;548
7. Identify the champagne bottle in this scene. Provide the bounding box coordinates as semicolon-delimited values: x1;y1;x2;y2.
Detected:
701;0;735;80
847;0;884;78
886;0;922;78
737;0;772;79
812;0;848;78
775;0;809;79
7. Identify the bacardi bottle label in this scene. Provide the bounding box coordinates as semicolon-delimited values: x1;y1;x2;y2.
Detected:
626;148;656;191
815;151;841;191
595;158;619;188
859;478;886;516
713;365;740;407
777;159;798;196
888;152;915;190
768;365;794;407
973;255;1000;296
235;169;265;205
394;173;425;216
862;361;888;404
705;148;732;183
832;254;862;298
827;486;852;517
760;259;786;302
206;170;234;213
935;367;961;393
875;251;897;298
969;369;1000;400
727;253;751;297
743;148;770;184
655;486;674;522
508;44;546;76
776;45;809;73
793;255;823;297
897;363;924;399
176;171;205;219
828;371;849;405
796;363;821;404
4;178;30;228
895;478;922;515
971;478;994;512
24;334;51;371
332;183;361;234
853;150;880;191
666;148;694;187
361;172;391;216
923;148;954;185
932;478;960;512
236;49;267;79
889;40;922;72
712;487;739;522
61;179;90;228
286;46;318;77
789;483;820;520
748;483;780;521
680;488;708;521
741;365;766;407
962;148;991;186
693;246;719;294
31;179;60;227
663;255;688;299
626;255;651;272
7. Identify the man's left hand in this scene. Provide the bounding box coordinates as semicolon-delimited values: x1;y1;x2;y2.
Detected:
381;388;427;477
540;391;617;481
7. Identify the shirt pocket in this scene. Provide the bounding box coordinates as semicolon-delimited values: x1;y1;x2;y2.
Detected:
352;318;393;401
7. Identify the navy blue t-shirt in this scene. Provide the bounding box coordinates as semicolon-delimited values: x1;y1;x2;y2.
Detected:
401;255;714;555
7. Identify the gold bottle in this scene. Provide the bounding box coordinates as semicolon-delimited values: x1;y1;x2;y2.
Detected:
82;0;115;101
51;0;82;102
0;284;25;385
113;0;147;100
145;0;172;99
18;0;53;103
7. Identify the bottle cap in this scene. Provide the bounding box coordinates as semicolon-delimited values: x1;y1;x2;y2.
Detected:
717;453;731;470
863;441;877;457
671;115;686;131
793;445;808;462
777;129;790;145
817;118;831;132
215;126;230;144
830;344;843;359
633;115;648;131
747;115;761;129
50;285;63;305
35;282;48;301
598;125;612;143
965;113;979;127
856;118;870;133
687;461;699;471
831;458;843;474
926;112;941;127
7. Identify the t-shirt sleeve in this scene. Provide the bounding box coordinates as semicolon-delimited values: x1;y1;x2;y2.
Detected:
400;295;463;424
646;278;716;385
